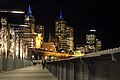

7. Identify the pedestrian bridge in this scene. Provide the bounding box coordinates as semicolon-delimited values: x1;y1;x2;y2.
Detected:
0;64;56;80
0;47;120;80
45;47;120;80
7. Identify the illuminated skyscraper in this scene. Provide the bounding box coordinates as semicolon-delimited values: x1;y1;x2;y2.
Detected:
23;5;36;48
24;5;35;32
86;29;101;52
55;8;74;53
86;29;96;52
66;26;74;51
86;30;96;45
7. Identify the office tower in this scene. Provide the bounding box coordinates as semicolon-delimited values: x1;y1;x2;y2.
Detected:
66;26;74;51
23;5;36;48
55;8;74;53
86;29;101;52
86;29;96;52
8;6;37;58
24;5;35;32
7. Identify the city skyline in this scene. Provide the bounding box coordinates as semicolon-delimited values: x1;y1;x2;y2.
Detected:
0;0;119;49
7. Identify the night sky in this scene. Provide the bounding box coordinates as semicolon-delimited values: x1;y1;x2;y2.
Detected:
0;0;119;50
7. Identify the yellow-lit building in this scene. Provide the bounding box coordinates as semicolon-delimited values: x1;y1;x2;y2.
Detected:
41;42;56;52
35;25;44;49
36;33;43;49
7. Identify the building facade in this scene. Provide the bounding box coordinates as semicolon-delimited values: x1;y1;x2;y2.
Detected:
55;8;74;53
0;5;44;60
24;5;35;32
86;29;101;53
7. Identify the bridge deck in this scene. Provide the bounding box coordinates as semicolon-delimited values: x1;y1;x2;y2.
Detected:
0;64;56;80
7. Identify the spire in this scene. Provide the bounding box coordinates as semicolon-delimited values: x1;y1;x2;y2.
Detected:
60;7;63;19
27;5;32;17
24;5;35;27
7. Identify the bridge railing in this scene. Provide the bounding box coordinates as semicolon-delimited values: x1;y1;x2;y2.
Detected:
45;48;120;80
0;57;33;72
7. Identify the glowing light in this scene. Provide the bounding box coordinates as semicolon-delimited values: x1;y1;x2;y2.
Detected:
19;25;29;27
60;7;63;19
11;11;24;14
0;10;24;14
36;34;43;49
72;52;85;56
32;55;34;58
90;29;96;32
73;50;85;57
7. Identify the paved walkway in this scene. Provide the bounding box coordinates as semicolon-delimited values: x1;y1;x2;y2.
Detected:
0;64;57;80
